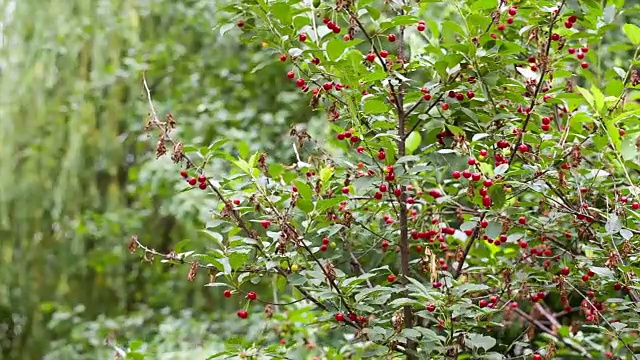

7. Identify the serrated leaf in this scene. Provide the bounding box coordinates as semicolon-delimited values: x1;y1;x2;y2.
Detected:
620;228;634;240
466;333;496;351
405;131;422;154
590;266;615;277
472;133;490;142
590;85;605;114
363;98;390;114
605;213;622;234
516;66;538;80
623;24;640;44
326;38;349;61
494;163;509;176
401;328;422;341
576;86;595;109
293;180;313;200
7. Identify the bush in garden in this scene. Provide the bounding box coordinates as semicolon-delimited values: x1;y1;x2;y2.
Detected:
131;0;640;359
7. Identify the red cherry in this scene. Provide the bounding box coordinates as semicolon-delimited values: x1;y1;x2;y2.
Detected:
479;299;488;308
335;313;345;322
423;93;432;100
299;33;307;42
247;291;257;300
374;192;383;200
388;34;396;42
417;24;425;31
380;50;389;58
518;144;528;152
533;354;542;360
561;267;570;276
320;244;328;251
551;33;560;41
260;220;271;228
577;52;585;59
581;62;589;69
467;91;474;99
378;151;386;160
564;21;573;29
508;7;517;16
568;15;578;23
479;149;488;156
468;158;477;165
426;303;436;312
441;103;449;110
223;289;232;298
568;47;576;54
518;216;526;225
507;17;514;24
582;274;590;282
497;24;506;31
581;46;589;53
280;54;287;62
295;78;305;87
233;199;241;205
237;310;248;319
198;182;207;190
366;53;376;62
452;171;461;179
387;274;396;282
198;174;207;183
180;169;188;178
455;93;464;101
342;186;350;194
482;195;492;207
614;283;622;290
187;177;197;186
287;71;295;79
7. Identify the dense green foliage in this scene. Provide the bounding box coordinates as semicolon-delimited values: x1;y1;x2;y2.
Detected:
2;0;640;359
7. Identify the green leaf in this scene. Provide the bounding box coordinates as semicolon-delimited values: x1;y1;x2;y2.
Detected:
623;24;640;44
589;266;615;277
401;328;422;341
405;132;422;154
270;3;292;24
210;257;232;275
326;38;349;61
470;0;497;10
576;86;595;110
466;333;496;351
297;199;314;214
590;85;605;114
605;116;622;152
363;98;390;114
293;180;313;200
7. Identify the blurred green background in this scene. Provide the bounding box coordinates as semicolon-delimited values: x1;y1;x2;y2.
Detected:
0;0;322;358
2;0;640;359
